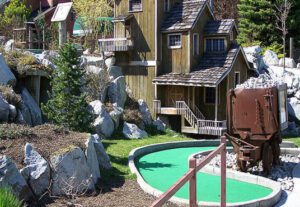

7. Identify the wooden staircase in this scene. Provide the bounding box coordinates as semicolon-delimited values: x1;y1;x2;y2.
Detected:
175;101;227;136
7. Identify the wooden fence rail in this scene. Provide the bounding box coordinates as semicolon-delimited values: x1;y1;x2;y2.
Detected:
150;136;227;207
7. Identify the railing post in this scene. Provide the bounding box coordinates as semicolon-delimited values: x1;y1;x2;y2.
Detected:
220;136;226;207
189;158;197;207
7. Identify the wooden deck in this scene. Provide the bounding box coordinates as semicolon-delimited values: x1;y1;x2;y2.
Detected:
98;38;133;52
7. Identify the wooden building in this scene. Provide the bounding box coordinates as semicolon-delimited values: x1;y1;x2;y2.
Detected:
99;0;250;136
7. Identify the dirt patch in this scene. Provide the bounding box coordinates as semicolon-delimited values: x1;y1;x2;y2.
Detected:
43;178;182;207
0;124;88;168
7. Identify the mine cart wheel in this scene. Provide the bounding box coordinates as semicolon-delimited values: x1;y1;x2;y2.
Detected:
272;136;281;165
236;154;247;172
262;142;273;173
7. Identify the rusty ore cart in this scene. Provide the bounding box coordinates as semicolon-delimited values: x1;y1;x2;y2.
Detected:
225;85;288;173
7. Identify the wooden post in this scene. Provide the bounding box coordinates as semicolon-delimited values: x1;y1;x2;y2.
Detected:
28;27;33;49
215;85;218;127
220;136;226;207
290;37;294;59
58;21;67;47
189;158;197;207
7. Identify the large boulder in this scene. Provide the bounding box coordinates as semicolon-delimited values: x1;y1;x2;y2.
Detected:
138;99;152;126
107;76;127;108
19;103;33;126
50;147;94;196
279;58;296;68
20;143;50;196
153;118;166;132
108;66;123;80
297;63;300;69
85;136;101;184
288;97;300;121
243;46;266;72
86;65;104;75
91;134;111;169
21;88;42;126
8;104;17;122
122;122;148;139
4;39;14;52
109;104;123;129
84;56;103;67
89;100;114;138
0;94;9;122
263;50;279;66
105;57;116;68
0;156;33;201
0;54;16;86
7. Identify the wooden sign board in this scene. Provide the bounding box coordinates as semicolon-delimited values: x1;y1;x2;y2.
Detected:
51;2;73;22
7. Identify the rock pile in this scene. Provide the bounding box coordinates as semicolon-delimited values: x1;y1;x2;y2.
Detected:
236;74;279;89
0;134;111;201
197;152;299;192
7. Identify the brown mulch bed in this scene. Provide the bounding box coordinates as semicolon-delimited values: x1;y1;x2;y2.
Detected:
43;178;182;207
0;124;88;168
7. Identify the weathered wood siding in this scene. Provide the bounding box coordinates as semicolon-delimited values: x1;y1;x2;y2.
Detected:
123;66;155;111
115;0;155;61
227;50;248;90
161;32;189;74
190;5;214;70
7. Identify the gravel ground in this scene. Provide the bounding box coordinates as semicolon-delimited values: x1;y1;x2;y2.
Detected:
197;152;300;192
40;179;182;207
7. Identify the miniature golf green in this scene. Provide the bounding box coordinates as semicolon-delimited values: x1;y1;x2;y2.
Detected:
135;147;273;203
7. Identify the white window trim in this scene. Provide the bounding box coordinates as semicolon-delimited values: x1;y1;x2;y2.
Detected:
128;0;143;13
193;33;199;56
164;0;170;12
204;37;227;53
168;33;182;49
234;71;240;87
204;86;220;105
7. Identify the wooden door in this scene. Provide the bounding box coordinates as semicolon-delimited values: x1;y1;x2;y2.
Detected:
167;86;184;107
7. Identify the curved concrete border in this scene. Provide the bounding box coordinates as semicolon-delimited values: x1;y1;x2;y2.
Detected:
128;140;282;207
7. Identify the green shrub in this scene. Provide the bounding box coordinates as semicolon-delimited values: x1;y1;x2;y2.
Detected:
18;54;37;66
262;42;284;58
42;43;93;132
0;85;22;108
0;188;22;207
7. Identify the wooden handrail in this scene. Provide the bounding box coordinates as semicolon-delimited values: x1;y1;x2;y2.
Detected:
151;136;227;207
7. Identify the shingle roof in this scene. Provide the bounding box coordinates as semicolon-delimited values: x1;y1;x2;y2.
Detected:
204;19;235;35
161;0;207;32
153;45;240;87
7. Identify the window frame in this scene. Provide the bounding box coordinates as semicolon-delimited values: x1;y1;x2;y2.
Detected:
234;71;240;88
128;0;143;13
164;0;170;12
168;33;182;49
205;37;226;53
193;33;199;56
204;87;220;105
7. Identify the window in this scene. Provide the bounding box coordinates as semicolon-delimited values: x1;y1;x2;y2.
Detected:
129;0;142;12
234;72;240;88
168;34;181;49
164;0;170;12
193;33;199;56
205;87;219;104
205;38;225;52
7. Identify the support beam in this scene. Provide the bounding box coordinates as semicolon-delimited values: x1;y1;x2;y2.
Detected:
215;86;218;126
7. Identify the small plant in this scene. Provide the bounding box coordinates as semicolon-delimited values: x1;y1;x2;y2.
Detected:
42;43;93;132
0;124;33;140
123;109;143;126
0;188;22;207
0;85;22;108
18;54;37;66
85;72;110;103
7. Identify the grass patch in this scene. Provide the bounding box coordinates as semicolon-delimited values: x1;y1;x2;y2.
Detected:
283;135;300;147
101;129;191;180
0;188;22;207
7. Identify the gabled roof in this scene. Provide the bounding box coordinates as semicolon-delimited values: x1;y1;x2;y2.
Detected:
153;45;241;87
204;19;236;35
161;0;208;32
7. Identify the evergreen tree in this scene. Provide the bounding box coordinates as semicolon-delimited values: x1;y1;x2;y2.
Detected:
42;44;93;132
237;0;280;46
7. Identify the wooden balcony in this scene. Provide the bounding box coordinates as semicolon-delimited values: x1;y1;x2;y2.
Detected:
98;37;133;52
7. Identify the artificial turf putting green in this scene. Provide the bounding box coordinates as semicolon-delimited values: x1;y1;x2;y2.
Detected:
136;147;273;203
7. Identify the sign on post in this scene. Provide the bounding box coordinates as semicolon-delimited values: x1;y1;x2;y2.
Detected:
51;2;73;47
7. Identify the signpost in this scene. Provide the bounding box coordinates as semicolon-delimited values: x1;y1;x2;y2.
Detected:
51;2;73;47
